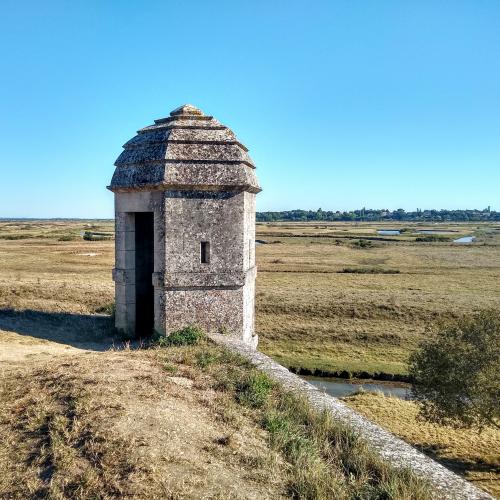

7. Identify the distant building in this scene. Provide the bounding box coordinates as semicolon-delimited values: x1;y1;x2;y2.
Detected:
108;105;261;347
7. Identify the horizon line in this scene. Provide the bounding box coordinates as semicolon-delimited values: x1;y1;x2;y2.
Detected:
0;206;498;220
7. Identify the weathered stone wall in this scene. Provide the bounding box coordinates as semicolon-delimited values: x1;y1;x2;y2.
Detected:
164;288;244;335
242;267;257;345
159;189;253;338
164;190;244;273
112;188;257;341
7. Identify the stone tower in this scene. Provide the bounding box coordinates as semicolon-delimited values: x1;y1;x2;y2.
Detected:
108;104;261;347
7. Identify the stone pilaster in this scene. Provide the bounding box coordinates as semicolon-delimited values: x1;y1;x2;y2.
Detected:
113;212;135;335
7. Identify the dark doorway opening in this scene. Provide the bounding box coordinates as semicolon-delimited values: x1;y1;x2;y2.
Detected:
135;212;154;336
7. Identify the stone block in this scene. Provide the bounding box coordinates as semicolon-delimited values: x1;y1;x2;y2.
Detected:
116;250;135;270
115;230;136;252
115;212;135;233
116;191;154;213
115;283;136;304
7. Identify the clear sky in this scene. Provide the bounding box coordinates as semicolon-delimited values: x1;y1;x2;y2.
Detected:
0;0;499;218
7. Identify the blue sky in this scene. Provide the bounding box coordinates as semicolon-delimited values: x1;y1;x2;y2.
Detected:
0;0;499;218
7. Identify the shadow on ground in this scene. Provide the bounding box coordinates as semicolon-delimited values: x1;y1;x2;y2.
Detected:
416;441;500;481
0;308;119;351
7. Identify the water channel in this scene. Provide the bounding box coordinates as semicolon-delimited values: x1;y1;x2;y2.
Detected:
453;236;475;244
377;230;400;236
303;376;412;400
376;230;476;244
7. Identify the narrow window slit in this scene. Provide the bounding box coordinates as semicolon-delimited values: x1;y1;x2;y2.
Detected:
200;241;210;264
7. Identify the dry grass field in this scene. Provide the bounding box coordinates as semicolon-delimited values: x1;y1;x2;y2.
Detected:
0;219;499;497
256;221;500;376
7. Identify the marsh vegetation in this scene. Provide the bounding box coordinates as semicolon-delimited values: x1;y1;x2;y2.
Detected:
255;221;500;378
0;219;498;496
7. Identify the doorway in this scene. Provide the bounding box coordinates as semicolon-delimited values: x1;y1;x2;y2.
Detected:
134;212;154;336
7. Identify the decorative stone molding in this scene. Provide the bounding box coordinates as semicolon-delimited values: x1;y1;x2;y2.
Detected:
152;271;246;288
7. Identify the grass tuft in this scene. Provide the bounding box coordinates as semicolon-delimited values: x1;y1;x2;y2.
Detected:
152;325;204;347
162;362;178;374
196;350;219;368
236;372;274;408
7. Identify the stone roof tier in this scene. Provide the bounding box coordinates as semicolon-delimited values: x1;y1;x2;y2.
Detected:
108;105;261;194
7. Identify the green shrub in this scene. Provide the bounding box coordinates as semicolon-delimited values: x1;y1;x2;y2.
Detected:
409;310;500;430
153;325;204;347
58;234;77;241
352;239;373;248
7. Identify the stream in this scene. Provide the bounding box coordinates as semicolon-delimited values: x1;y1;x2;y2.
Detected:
302;376;412;400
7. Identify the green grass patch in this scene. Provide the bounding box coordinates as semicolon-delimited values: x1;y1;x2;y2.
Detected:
196;350;219;368
261;340;410;377
415;235;450;242
162;362;178;374
153;325;205;347
261;392;431;498
236;372;274;408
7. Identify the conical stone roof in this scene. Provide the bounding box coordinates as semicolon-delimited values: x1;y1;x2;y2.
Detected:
108;105;261;193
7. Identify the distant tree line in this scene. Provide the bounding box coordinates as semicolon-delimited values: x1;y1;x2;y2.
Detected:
256;208;499;222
